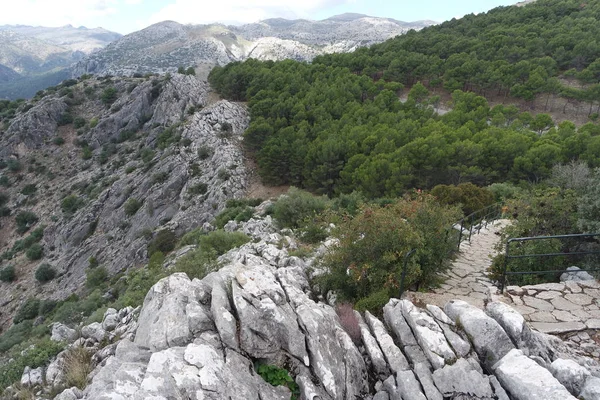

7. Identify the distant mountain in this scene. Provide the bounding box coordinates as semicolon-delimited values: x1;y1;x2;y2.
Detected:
0;25;121;99
72;15;436;77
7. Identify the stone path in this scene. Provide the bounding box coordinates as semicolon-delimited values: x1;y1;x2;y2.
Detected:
408;219;510;309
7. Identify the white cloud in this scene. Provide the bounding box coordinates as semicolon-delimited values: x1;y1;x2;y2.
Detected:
0;0;119;28
147;0;351;26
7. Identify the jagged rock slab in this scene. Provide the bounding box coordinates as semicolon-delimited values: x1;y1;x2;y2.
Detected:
432;358;494;399
445;300;514;369
493;349;577;400
365;311;410;373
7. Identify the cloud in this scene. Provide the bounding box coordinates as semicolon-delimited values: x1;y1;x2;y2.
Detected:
147;0;352;26
0;0;119;28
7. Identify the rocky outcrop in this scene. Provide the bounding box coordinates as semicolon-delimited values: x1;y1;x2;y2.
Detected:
41;216;600;400
0;74;249;329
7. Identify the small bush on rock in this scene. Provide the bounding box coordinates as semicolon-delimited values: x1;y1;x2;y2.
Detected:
0;265;15;282
25;243;43;260
273;187;328;229
35;263;56;282
147;230;178;256
15;211;38;234
86;266;108;289
124;198;142;216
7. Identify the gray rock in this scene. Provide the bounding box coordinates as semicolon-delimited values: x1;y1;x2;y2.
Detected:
493;349;577;400
373;391;390;400
20;366;44;387
54;387;83;400
581;376;600;400
383;299;418;346
355;311;389;377
51;323;78;342
365;311;409;373
432;358;494;399
101;308;120;331
413;362;443;400
395;370;427;400
445;300;514;369
134;273;195;351
400;300;456;369
490;375;510;400
561;266;595;282
81;322;107;343
550;358;591;396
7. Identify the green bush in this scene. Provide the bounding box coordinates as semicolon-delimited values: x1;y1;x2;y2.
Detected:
214;206;254;228
20;184;37;195
0;320;33;352
113;253;166;308
354;289;391;314
198;230;250;256
25;243;43;260
173;247;219;280
53;137;66;145
147;230;178;256
35;263;55;282
319;195;460;311
15;211;38;234
0;265;15;282
89;118;99;128
61;195;83;215
197;145;213;160
431;183;495;216
255;363;299;400
7;159;21;172
57;112;74;126
0;338;64;391
13;298;41;323
101;87;118;105
272;187;328;228
188;182;208;195
124;198;142;216
86;266;108;289
73;117;86;129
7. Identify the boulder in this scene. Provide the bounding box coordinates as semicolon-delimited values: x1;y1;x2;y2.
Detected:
493;349;576;400
81;322;107;343
580;376;600;400
550;358;591;396
51;323;78;342
560;266;595;282
432;358;494;399
445;300;514;369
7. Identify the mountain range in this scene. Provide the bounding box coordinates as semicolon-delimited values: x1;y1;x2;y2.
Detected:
0;25;122;99
73;14;434;78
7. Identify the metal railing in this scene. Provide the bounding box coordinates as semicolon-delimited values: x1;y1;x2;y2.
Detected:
499;233;600;293
398;202;505;297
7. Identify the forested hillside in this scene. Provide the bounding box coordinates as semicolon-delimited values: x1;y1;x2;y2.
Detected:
208;0;600;198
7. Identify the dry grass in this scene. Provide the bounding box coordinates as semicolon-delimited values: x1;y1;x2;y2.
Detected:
61;346;94;390
336;303;361;345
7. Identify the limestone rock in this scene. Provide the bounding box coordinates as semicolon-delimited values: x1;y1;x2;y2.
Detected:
81;322;107;343
445;300;514;369
432;358;494;399
493;349;577;400
51;323;78;342
550;358;590;396
580;376;600;400
561;266;595;282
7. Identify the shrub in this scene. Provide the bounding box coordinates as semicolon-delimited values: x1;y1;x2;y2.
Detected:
217;168;230;181
319;195;460;311
7;159;21;172
35;263;55;282
101;87;118;105
188;182;208;195
20;183;36;196
214;206;254;229
198;230;250;256
173;247;219;280
0;192;8;207
52;137;65;145
0;265;15;282
25;244;43;261
124;198;142;216
57;112;74;126
13;298;41;323
147;230;178;256
15;211;38;234
197;145;213;160
354;289;391;314
113;253;166;308
73;117;86;129
0;338;64;392
61;195;83;215
86;266;108;289
89;118;99;128
151;171;169;184
272;188;328;228
431;183;495;216
255;363;299;399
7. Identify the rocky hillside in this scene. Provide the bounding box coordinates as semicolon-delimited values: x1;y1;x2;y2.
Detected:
0;26;121;99
7;215;600;399
72;15;434;77
0;73;249;330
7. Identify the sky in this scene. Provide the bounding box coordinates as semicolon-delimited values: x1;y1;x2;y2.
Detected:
0;0;524;34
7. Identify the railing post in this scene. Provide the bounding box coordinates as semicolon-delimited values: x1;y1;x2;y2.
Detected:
500;239;512;294
399;249;417;298
457;219;464;251
468;214;474;242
